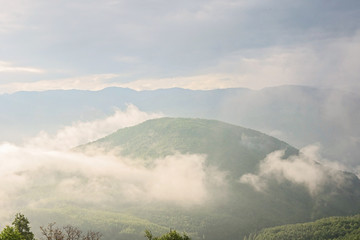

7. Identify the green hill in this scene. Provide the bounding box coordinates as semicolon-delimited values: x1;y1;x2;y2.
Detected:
29;118;360;240
79;117;298;177
246;215;360;240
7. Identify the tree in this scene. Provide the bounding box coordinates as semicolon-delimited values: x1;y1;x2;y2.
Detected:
144;229;191;240
12;213;35;240
0;226;24;240
81;231;102;240
63;225;82;240
40;222;64;240
40;223;102;240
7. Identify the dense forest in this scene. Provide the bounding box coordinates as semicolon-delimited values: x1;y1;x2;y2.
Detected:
245;215;360;240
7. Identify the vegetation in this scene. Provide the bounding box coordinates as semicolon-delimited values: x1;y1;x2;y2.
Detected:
13;213;35;240
0;226;24;240
40;222;102;240
71;118;360;239
245;215;360;240
1;118;356;240
78;117;298;177
0;213;35;240
0;214;102;240
144;229;190;240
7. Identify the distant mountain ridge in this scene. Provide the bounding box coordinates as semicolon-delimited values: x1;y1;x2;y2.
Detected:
1;85;359;167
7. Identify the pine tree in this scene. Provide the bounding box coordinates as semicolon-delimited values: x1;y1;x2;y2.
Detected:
12;213;35;240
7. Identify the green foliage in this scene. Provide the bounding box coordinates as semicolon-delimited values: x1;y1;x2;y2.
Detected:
0;213;34;240
246;215;360;240
12;213;35;240
0;226;24;240
144;229;190;240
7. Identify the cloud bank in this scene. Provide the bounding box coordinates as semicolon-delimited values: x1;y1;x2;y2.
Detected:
0;145;210;208
240;145;349;195
0;107;225;223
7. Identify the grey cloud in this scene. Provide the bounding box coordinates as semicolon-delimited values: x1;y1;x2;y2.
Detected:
1;0;359;85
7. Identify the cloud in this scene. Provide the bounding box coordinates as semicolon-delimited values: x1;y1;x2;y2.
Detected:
0;61;44;73
0;0;33;34
114;74;241;90
43;30;358;92
199;30;360;91
0;74;122;94
26;104;163;150
240;145;348;195
0;144;220;223
0;0;359;93
2;29;359;93
0;107;227;222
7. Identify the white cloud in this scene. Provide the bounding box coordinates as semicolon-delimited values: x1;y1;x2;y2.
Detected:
0;1;358;94
26;104;163;150
0;61;44;73
208;31;360;91
0;107;228;222
115;74;242;90
240;145;348;195
0;144;221;223
0;0;32;34
0;74;120;94
82;31;360;92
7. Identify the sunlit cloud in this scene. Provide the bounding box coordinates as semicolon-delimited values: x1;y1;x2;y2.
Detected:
0;31;359;93
115;74;243;90
0;61;44;73
113;30;360;91
0;74;120;94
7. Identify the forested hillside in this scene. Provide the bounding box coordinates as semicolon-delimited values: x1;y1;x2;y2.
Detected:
246;215;360;240
72;118;360;240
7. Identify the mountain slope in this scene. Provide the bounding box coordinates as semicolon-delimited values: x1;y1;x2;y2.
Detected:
72;118;360;240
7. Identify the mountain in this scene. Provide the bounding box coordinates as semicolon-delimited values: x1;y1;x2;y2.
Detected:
66;118;360;240
246;214;360;240
78;117;298;177
1;86;359;167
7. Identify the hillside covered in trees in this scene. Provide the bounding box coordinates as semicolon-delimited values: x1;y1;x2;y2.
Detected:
246;215;360;240
2;118;360;240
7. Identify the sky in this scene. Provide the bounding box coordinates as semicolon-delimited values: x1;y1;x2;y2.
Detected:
0;0;360;93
